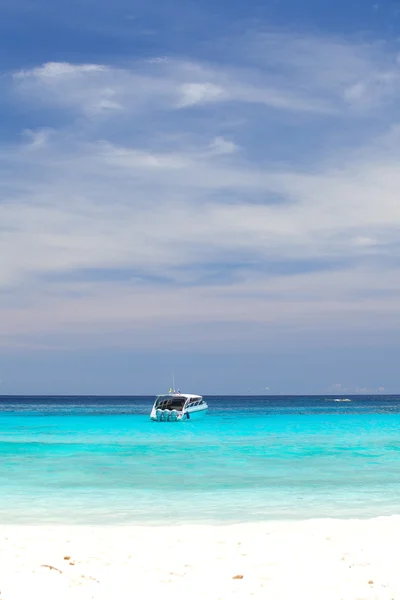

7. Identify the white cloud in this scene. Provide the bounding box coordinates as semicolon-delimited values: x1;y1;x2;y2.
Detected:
22;128;53;149
2;31;400;347
209;137;238;155
14;33;398;122
177;82;226;107
12;62;147;117
1;131;400;290
343;82;368;101
352;236;379;247
245;32;400;112
14;62;107;79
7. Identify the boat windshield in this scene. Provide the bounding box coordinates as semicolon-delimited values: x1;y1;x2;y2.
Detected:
155;395;187;410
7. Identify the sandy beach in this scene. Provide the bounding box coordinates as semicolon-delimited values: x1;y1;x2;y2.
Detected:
1;517;400;600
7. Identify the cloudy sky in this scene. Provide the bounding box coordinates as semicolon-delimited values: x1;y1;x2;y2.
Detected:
1;0;400;394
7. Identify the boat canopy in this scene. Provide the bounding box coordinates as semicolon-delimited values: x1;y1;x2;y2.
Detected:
154;394;202;409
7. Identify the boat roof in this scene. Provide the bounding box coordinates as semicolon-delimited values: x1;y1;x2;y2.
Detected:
156;393;202;399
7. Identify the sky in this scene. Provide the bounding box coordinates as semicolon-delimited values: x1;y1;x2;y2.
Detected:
1;0;400;395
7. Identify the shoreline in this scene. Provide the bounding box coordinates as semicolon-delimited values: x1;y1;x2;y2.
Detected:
1;517;400;599
1;512;400;525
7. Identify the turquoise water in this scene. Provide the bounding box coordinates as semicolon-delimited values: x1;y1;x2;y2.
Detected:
1;396;400;524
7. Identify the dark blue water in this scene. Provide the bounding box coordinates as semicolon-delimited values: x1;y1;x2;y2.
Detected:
1;395;400;524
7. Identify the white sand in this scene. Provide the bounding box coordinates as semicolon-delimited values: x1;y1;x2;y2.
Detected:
1;517;400;600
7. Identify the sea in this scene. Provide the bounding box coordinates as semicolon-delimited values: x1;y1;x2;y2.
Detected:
1;395;400;525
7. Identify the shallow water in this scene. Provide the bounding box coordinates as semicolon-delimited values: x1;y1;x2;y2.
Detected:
1;395;400;524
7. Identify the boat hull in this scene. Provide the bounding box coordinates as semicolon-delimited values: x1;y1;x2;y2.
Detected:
150;407;207;422
183;407;207;420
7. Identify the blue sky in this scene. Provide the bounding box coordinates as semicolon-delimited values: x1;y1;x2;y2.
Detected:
1;0;400;394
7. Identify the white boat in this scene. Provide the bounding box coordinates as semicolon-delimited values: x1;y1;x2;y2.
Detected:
150;392;208;422
333;398;352;402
